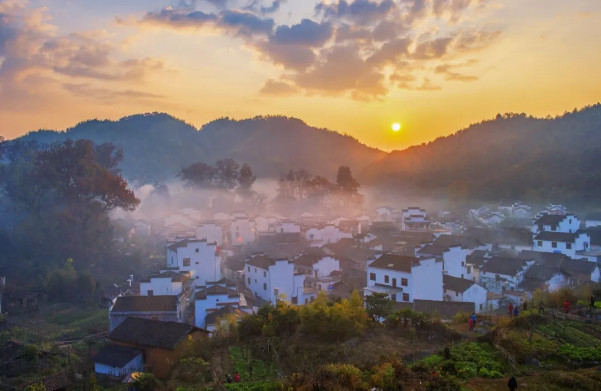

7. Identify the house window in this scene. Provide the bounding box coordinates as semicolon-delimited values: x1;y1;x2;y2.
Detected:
403;293;409;302
537;241;542;247
391;294;397;301
263;283;267;291
369;273;376;281
479;304;483;310
384;275;389;283
566;243;572;250
247;277;250;284
195;262;199;265
455;292;459;297
195;248;199;253
254;268;257;273
248;266;250;272
552;242;557;248
183;258;190;267
401;278;408;287
392;278;397;287
264;271;267;277
147;290;154;296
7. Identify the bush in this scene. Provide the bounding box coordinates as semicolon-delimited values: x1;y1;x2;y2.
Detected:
558;344;601;362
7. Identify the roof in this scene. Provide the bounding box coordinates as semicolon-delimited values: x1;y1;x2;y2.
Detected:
480;256;527;276
368;254;420;272
142;271;189;283
466;250;491;266
524;265;562;282
109;317;205;349
195;285;239;300
560;259;598;276
294;251;326;267
111;296;178;313
534;232;578;242
416;244;449;256
433;234;485;249
167;238;210;252
496;227;533;246
534;214;569;226
519;250;567;267
443;275;475;293
246;254;276;269
94;344;142;367
23;373;71;391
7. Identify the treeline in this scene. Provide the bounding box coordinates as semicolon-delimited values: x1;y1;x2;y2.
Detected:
0;139;140;301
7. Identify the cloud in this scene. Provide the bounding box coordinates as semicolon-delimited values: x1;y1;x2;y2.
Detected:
412;37;453;59
435;62;477;81
272;19;332;46
259;78;297;95
62;83;165;100
316;0;395;23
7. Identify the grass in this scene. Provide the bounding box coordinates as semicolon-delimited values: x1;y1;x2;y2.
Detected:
228;346;279;382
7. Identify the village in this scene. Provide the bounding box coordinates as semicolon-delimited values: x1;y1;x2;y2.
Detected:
88;201;601;381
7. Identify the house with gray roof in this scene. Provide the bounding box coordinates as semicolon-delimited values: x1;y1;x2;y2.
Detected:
443;274;488;313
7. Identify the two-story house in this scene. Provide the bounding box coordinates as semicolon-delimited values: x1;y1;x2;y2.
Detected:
245;254;308;305
443;274;488;312
479;256;533;294
166;239;221;287
415;244;472;280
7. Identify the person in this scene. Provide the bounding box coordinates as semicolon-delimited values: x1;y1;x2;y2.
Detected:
538;300;544;315
471;312;477;328
507;376;518;391
564;300;570;314
468;316;474;331
226;374;233;383
234;372;241;382
508;303;514;318
591;295;595;310
513;306;519;318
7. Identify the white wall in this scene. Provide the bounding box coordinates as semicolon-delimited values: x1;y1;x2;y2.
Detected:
313;257;340;277
442;247;472;280
305;225;352;247
231;218;255;245
412;258;443;301
245;260;304;304
95;354;143;377
196;223;224;246
140;278;182;296
194;292;239;328
533;233;590;258
167;240;221;287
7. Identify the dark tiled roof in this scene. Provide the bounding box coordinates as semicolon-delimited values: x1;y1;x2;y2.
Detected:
368;254;420;272
111;296;178;313
167;238;209;252
246;254;276;269
586;228;601;246
142;271;189;283
416;244;449;256
433;234;485;249
443;275;475;293
294;252;321;267
534;214;569;226
560;259;598;275
463;227;496;244
466;250;491;267
534;232;577;242
24;373;71;391
480;256;527;276
519;250;568;267
195;285;238;300
109;317;205;349
94;343;142;367
523;265;561;281
496;227;533;246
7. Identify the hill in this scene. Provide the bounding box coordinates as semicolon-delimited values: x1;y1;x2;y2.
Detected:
17;114;385;183
360;104;601;204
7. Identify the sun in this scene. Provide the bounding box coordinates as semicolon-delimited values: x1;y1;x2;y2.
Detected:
392;123;401;132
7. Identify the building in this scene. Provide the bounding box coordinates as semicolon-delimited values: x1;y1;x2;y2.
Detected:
479;256;533;294
519;265;566;293
94;344;143;378
364;254;443;303
294;253;341;293
532;213;580;235
196;222;225;246
560;258;601;285
532;231;590;258
401;207;430;231
139;271;192;296
230;214;256;245
108;317;208;379
443;275;488;313
166;239;221;287
245;254;308;305
109;295;190;331
194;281;241;329
305;224;352;247
416;245;472;280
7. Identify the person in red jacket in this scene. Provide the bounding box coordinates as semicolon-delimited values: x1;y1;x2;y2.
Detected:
234;372;241;382
508;303;514;318
564;301;570;314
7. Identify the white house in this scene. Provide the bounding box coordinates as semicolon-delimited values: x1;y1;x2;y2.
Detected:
94;344;143;378
109;296;188;331
443;275;488;313
230;215;255;245
479;256;533;294
416;245;472;280
305;225;352;247
196;222;225;246
533;231;590;258
560;258;601;285
532;214;580;235
245;254;307;305
364;254;443;303
194;283;241;329
519;265;566;293
512;202;532;218
269;220;301;234
139;271;191;296
401;207;430;231
294;253;341;292
166;239;221;287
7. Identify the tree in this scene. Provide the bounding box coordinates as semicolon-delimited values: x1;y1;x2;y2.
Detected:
365;292;394;322
238;163;256;198
336;166;360;195
179;162;218;188
215;158;240;190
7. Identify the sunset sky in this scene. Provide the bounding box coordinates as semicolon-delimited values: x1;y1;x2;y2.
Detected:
1;0;600;151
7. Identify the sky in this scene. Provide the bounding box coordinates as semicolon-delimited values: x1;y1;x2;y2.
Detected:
0;0;600;151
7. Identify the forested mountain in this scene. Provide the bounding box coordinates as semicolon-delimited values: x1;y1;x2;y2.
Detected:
12;104;601;203
360;104;601;203
17;114;385;183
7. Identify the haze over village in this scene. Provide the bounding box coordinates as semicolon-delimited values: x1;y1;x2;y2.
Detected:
1;1;601;391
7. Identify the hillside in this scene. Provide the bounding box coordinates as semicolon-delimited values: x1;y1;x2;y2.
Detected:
360;104;601;203
17;114;385;183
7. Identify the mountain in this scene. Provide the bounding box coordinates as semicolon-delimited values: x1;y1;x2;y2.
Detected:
360;104;601;203
17;114;385;183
